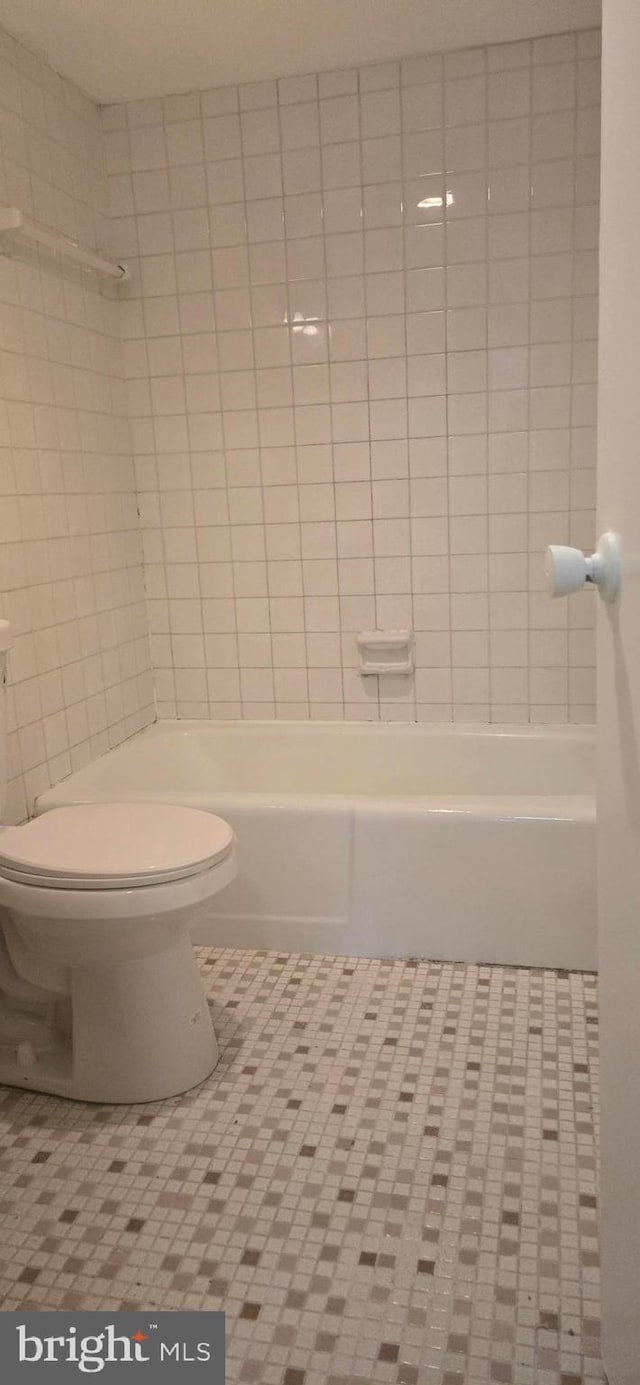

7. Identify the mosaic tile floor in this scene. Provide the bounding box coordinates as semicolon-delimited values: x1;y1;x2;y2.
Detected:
0;950;602;1384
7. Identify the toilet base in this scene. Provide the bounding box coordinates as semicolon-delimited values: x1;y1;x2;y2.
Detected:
0;936;219;1104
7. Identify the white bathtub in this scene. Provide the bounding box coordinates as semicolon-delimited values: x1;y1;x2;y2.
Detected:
36;720;596;970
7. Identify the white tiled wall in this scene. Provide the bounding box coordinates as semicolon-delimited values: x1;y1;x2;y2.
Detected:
0;23;601;830
0;29;154;821
107;28;600;726
0;25;599;785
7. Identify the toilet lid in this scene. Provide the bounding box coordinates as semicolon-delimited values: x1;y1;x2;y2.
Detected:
0;803;235;889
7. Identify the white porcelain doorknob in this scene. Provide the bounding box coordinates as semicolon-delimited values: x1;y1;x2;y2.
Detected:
545;532;621;603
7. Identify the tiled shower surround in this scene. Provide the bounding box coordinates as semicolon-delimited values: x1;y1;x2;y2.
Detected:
0;24;601;808
0;950;601;1384
105;29;600;725
0;29;154;822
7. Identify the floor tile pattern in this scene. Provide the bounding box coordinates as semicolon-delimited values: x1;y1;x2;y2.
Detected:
0;950;602;1383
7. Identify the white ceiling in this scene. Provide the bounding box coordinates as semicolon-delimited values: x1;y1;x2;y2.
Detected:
0;0;602;106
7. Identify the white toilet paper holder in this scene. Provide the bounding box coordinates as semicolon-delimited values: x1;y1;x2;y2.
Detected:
545;532;621;604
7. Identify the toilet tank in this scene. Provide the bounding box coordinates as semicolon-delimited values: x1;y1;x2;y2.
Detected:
0;622;12;820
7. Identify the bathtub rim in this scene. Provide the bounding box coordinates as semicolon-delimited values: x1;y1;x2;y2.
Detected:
113;716;595;743
35;784;595;824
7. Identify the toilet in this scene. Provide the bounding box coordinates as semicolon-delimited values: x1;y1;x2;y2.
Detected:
0;801;238;1104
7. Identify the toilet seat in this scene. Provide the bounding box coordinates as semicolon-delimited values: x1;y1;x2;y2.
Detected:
0;802;235;890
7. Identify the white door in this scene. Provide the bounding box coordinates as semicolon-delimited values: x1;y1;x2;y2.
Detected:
598;2;640;1380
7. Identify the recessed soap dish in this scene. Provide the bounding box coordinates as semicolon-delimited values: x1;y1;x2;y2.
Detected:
357;629;414;676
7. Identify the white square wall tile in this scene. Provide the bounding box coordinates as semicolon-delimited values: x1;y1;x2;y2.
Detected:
91;25;600;733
